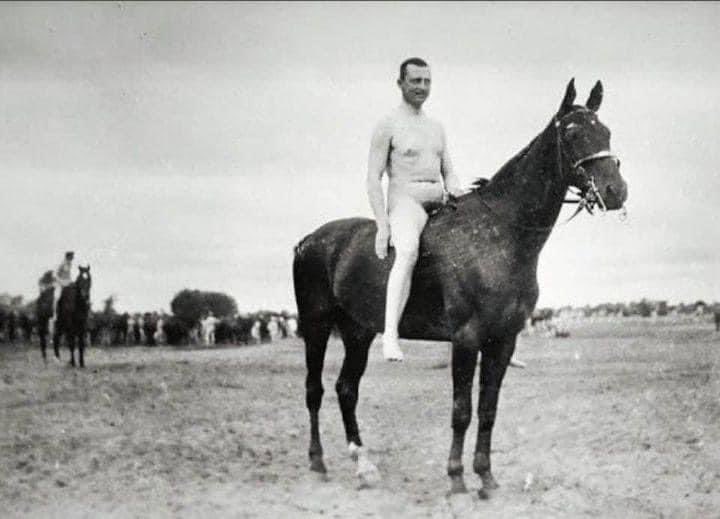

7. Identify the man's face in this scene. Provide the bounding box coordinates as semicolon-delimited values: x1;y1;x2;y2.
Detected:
398;64;431;108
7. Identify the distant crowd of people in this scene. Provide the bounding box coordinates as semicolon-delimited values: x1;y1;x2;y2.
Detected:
0;250;299;348
0;303;298;348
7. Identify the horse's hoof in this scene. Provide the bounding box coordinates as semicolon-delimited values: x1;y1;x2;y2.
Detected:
449;476;468;495
357;463;382;489
314;470;330;482
309;458;327;475
480;471;499;490
446;492;475;515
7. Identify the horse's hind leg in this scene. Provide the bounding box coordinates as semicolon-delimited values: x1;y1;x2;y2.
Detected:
303;317;333;475
335;311;380;487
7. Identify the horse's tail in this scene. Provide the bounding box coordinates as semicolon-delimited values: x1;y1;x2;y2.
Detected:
292;231;328;340
292;241;307;336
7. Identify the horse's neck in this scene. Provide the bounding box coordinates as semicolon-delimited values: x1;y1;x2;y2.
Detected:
481;120;567;244
75;288;90;312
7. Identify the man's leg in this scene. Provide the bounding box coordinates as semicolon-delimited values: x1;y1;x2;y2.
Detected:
52;286;59;319
383;198;428;361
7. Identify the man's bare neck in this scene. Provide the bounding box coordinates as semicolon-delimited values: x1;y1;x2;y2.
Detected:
399;100;423;115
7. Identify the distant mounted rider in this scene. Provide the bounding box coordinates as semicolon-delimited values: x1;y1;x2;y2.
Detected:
54;251;75;315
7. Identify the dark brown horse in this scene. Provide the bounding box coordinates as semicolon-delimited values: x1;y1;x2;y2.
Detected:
53;266;92;368
293;79;628;496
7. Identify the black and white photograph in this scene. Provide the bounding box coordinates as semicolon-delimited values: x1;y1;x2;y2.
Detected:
1;2;718;517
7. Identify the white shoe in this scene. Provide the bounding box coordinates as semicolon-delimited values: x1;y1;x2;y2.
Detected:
382;336;404;362
509;358;526;369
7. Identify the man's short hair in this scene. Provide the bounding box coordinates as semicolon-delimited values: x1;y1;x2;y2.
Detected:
399;57;429;80
65;251;74;259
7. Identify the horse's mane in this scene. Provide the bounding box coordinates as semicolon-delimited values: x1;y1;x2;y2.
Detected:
470;134;541;191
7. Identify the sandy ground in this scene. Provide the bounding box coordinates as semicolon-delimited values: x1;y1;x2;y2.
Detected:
1;319;719;518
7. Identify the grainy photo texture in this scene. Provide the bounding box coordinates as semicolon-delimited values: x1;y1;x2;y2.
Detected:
1;2;718;518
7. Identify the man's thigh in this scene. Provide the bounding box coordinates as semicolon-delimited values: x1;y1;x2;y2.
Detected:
388;197;428;254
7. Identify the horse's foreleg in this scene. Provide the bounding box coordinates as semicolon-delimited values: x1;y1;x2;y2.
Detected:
335;315;378;487
78;331;86;368
303;320;332;475
68;334;76;367
39;324;47;362
473;336;514;495
447;343;479;494
52;328;61;360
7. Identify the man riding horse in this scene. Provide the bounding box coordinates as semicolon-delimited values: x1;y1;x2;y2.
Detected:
55;251;75;316
294;75;628;496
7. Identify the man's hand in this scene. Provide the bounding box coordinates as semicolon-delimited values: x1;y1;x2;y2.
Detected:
375;222;390;259
443;187;467;207
446;187;467;199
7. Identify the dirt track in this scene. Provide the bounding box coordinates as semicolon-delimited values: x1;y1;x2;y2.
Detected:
1;319;719;518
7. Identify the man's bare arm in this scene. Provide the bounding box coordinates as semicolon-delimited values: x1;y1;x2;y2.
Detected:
366;119;392;258
439;125;464;197
367;120;391;225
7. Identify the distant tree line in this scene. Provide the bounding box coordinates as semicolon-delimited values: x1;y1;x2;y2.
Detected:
1;288;716;346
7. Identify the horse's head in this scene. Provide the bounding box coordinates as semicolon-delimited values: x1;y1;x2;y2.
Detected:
556;79;628;211
76;265;92;304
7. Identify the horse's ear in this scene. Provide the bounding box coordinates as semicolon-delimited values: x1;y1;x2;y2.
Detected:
586;80;603;112
558;78;576;115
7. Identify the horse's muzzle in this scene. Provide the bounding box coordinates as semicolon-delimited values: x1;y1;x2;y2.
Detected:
604;179;628;210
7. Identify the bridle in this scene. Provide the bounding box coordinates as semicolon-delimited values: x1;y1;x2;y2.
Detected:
554;111;622;220
463;109;624;232
75;270;92;307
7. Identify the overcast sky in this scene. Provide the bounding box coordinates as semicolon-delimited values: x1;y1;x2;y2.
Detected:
1;2;719;313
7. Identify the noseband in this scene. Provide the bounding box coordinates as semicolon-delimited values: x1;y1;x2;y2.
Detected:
554;114;621;219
